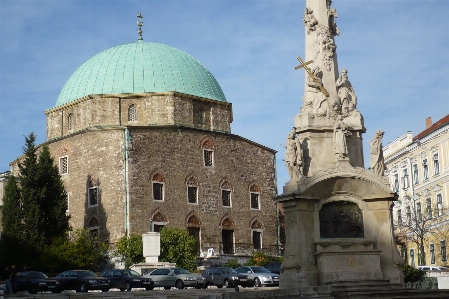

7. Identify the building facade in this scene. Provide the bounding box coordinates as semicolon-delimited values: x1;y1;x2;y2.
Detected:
8;40;279;259
384;115;449;267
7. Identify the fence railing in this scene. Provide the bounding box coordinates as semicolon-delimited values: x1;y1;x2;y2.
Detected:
219;242;283;256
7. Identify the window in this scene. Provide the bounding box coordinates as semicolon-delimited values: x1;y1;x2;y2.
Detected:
65;193;69;212
402;169;409;189
418;249;423;266
437;194;443;217
423;159;428;180
430;244;435;264
151;211;167;232
186;175;199;204
426;198;432;219
400;246;407;261
416;202;422;222
393;174;399;192
88;186;98;206
152;173;165;201
410;249;415;267
68;113;73;131
413;164;419;185
221;180;232;207
198;108;204;124
397;209;402;225
406;206;411;226
433;153;439;175
252;231;262;250
204;150;214;167
88;217;99;239
59;156;68;174
441;240;447;262
128;104;138;121
250;184;261;210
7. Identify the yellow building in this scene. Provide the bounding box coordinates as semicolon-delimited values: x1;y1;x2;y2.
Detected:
384;114;449;267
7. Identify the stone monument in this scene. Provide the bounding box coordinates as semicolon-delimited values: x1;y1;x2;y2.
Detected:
276;0;404;290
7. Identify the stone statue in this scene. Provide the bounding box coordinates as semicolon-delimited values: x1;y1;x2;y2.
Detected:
303;7;318;35
301;66;328;117
370;130;385;176
336;69;357;116
284;128;304;180
333;115;351;160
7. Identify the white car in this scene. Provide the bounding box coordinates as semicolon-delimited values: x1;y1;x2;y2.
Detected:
234;266;279;287
417;266;448;271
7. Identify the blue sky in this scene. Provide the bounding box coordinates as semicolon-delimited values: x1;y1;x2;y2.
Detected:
1;0;448;191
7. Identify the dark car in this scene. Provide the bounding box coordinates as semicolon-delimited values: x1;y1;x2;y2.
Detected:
234;266;279;287
100;269;154;291
16;271;60;294
53;270;109;292
143;267;206;289
264;262;282;275
202;267;249;288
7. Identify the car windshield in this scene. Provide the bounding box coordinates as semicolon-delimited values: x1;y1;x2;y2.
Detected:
77;271;98;277
220;268;237;274
173;268;191;275
28;272;48;279
123;270;141;277
251;267;270;273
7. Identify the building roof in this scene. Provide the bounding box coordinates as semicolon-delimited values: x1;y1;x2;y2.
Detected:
413;114;449;142
55;41;226;107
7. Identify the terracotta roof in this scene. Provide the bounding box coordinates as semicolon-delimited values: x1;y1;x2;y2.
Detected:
413;114;449;141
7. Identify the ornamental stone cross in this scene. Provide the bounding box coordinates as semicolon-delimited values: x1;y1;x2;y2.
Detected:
295;56;329;97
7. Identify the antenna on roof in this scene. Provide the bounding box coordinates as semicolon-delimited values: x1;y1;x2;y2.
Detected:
137;12;144;41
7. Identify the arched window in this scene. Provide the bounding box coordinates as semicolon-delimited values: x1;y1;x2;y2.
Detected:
128;104;138;121
250;184;261;210
221;216;234;254
186;175;199;204
151;172;165;201
88;216;99;238
250;219;263;250
221;179;232;207
151;210;168;232
201;139;216;167
68;113;73;131
187;213;202;255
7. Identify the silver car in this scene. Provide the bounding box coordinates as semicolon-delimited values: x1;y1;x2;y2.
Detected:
143;267;206;289
234;266;279;287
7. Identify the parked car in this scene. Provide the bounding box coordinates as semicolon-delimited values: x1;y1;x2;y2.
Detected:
100;269;154;291
16;271;60;294
264;262;282;274
143;267;206;289
417;266;448;271
234;266;279;287
53;270;109;292
201;267;249;288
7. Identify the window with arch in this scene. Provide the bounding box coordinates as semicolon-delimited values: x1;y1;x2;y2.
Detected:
221;180;232;207
402;169;409;190
68;113;73;131
201;139;215;167
128;104;138;121
152;173;165;201
186;175;199;204
88;186;98;207
59;156;68;175
221;217;234;254
251;219;263;250
198;108;204;125
250;184;261;210
187;214;201;255
88;216;99;238
423;159;429;180
433;153;440;175
151;211;168;232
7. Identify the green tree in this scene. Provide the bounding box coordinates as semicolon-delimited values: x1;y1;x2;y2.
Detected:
113;234;144;268
37;145;71;244
160;227;197;271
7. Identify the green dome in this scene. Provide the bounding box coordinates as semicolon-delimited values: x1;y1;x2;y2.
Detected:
56;41;226;107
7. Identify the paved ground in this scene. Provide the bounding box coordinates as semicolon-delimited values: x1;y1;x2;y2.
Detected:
2;286;281;299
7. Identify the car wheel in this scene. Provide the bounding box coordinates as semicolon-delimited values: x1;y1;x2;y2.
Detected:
224;279;232;288
176;279;184;289
254;277;262;287
201;284;208;289
102;289;109;292
80;282;88;293
164;286;171;290
125;281;132;291
120;288;125;291
145;286;154;290
217;285;223;288
195;286;202;289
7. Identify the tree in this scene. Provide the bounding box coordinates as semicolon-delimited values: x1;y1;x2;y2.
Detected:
113;234;144;268
160;227;197;271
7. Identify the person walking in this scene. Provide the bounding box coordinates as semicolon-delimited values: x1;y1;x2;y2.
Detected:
10;264;17;294
1;265;11;294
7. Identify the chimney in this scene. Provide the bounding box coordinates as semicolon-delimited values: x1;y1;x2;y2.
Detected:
426;117;432;129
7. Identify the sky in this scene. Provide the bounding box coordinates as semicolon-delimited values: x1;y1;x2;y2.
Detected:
0;0;448;192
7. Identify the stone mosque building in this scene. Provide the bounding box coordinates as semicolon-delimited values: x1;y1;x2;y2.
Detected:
8;20;279;259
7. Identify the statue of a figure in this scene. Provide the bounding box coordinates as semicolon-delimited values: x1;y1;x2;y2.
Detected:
370;130;386;176
336;69;357;116
333;115;351;160
303;7;318;35
302;66;328;117
284;128;304;180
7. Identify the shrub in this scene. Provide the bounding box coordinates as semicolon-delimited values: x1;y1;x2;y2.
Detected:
224;259;241;269
402;263;426;283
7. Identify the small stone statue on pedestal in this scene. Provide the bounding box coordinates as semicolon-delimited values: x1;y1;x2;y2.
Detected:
284;128;304;180
333;115;351;160
370;130;385;176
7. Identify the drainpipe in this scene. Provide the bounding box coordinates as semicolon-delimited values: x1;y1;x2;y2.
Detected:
124;127;131;236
